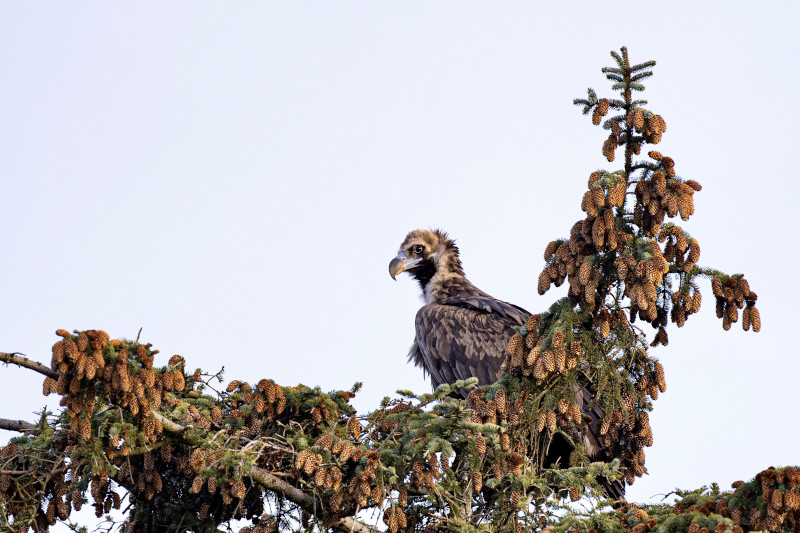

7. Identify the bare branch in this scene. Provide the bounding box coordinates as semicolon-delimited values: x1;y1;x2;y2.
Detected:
0;352;58;379
0;418;35;432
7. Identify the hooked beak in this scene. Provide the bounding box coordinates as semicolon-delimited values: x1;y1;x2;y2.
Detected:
389;252;422;280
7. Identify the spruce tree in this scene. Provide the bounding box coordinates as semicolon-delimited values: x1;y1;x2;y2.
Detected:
0;47;786;533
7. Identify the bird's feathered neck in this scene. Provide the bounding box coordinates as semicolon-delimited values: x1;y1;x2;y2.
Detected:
405;231;473;303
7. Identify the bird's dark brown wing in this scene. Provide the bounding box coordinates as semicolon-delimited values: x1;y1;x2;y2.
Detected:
410;298;527;389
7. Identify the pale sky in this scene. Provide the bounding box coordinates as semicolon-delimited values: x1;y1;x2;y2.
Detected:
1;3;798;530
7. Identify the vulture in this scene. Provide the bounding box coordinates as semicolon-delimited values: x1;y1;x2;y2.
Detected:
388;228;527;389
389;228;625;500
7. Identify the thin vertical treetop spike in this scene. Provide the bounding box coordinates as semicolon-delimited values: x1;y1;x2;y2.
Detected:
621;46;629;68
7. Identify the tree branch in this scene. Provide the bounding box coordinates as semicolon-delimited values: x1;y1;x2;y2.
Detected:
3;351;379;532
153;412;379;533
251;467;379;533
0;352;58;379
0;418;35;432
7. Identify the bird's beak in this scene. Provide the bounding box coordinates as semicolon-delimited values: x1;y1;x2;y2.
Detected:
389;252;422;280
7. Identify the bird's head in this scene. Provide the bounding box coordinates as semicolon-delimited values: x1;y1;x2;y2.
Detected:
389;229;464;288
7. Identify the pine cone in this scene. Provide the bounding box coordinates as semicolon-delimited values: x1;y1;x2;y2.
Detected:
570;404;582;424
649;114;667;134
712;277;723;297
555;346;567;372
591;187;606;209
608;181;627;207
591;217;606;250
726;304;739;324
471;472;482;492
500;432;511;451
526;313;541;332
533;357;548;380
315;433;334;449
495;389;506;414
647;385;659;400
557;398;570;414
579;262;592;285
475;434;486;456
655;362;666;392
715;297;725;319
543;350;556;372
546;410;557;432
742;307;751;331
678;195;692;221
771;489;783;510
692;290;702;313
348;416;361;440
602;137;617;162
652;171;666;196
526;346;540;367
507;333;524;358
631;108;645;130
750;307;761;332
599;316;611;339
544;240;558;261
536;411;547;433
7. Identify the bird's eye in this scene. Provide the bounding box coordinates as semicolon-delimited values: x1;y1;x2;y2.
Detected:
413;245;424;254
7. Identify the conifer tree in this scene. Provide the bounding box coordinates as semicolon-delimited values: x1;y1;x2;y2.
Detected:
0;47;787;533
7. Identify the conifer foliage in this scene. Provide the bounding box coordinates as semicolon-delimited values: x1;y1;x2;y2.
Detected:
505;46;765;496
0;47;784;533
564;46;759;337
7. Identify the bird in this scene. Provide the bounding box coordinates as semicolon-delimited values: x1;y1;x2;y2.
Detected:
389;228;625;501
388;228;528;389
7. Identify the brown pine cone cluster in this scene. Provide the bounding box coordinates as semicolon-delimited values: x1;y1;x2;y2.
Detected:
539;174;630;312
666;467;800;533
597;361;663;486
0;453;123;530
38;330;380;530
711;275;760;331
633;168;700;238
592;98;611;125
49;331;168;443
506;313;658;488
504;319;580;382
615;243;670;324
466;384;528;428
626;108;666;145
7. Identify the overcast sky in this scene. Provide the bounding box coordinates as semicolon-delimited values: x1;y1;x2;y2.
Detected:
1;2;798;529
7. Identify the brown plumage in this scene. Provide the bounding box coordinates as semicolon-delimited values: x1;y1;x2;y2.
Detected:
389;229;528;390
389;229;626;502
